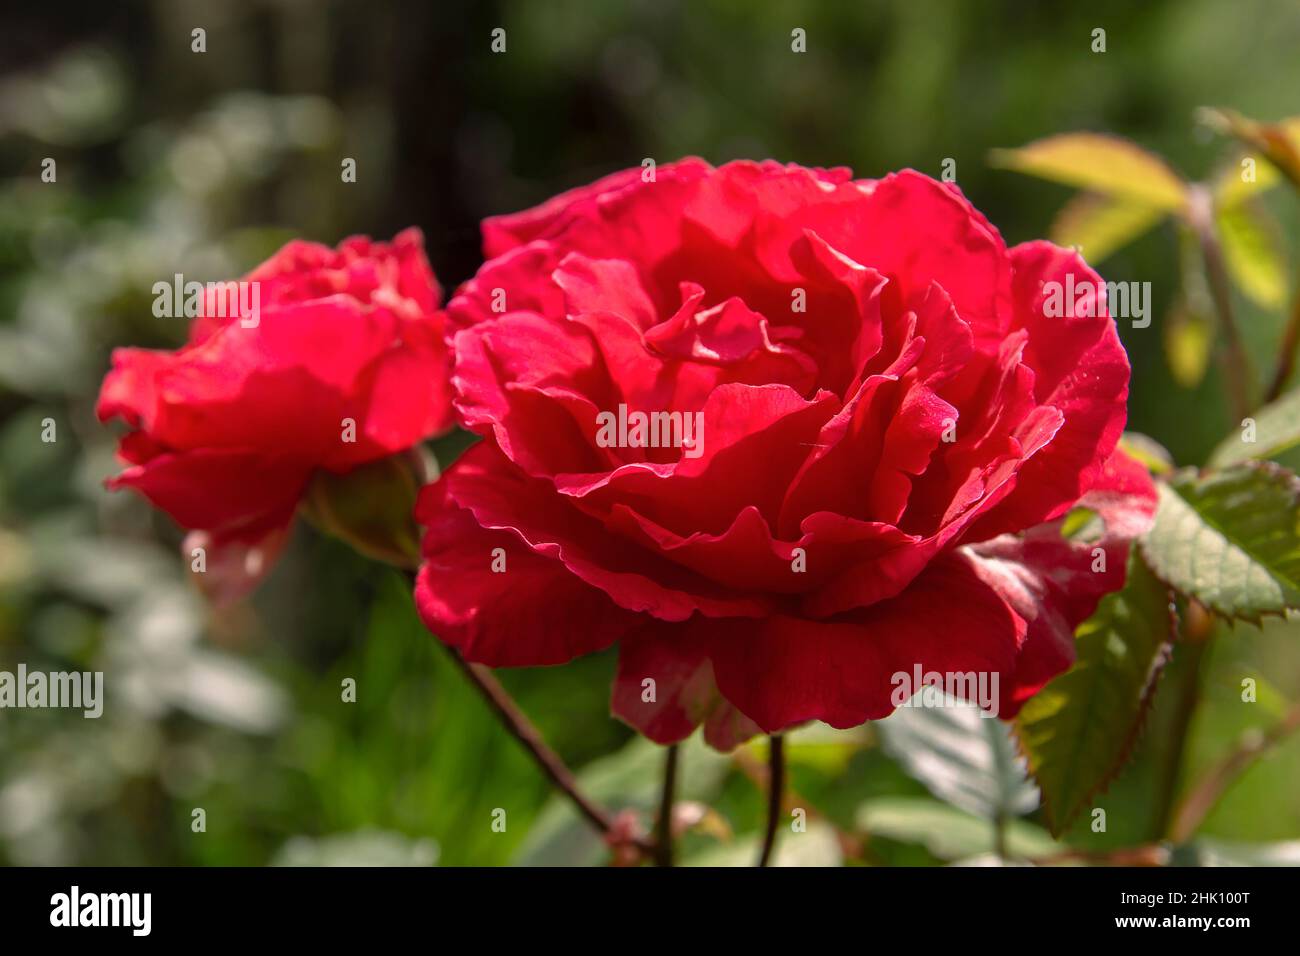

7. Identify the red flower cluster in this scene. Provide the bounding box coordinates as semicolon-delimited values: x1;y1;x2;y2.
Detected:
99;160;1156;749
98;228;453;600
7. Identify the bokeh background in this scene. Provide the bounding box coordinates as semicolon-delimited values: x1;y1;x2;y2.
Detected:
2;0;1299;866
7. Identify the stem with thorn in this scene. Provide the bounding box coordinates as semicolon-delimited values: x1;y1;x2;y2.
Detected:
1169;699;1300;843
1153;635;1208;838
1150;188;1256;838
1265;290;1300;402
404;569;652;858
1188;183;1253;420
436;642;638;844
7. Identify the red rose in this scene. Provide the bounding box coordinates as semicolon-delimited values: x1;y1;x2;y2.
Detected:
416;159;1157;749
98;228;454;600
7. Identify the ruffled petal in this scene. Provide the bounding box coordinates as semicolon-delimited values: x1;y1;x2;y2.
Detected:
414;481;640;665
611;623;762;750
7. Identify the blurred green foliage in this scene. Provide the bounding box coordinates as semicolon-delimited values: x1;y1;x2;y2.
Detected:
1;0;1299;866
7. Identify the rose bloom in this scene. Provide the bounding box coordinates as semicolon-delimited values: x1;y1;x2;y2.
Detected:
417;159;1157;749
98;228;454;600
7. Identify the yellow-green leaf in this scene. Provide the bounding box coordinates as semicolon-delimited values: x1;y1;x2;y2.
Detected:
1118;432;1175;475
1163;301;1213;388
1215;199;1288;309
1049;191;1165;263
1208;387;1300;469
991;133;1189;211
1213;153;1281;208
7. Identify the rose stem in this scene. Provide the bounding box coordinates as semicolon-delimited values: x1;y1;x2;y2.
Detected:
653;743;680;867
1153;190;1253;839
1168;698;1300;843
403;571;650;855
436;641;651;853
1264;290;1300;402
1188;183;1253;420
756;734;786;867
1151;610;1211;838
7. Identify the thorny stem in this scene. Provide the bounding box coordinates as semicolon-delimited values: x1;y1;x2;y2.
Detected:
1153;636;1209;839
403;570;652;859
757;735;786;867
654;743;680;867
1153;214;1274;836
1169;699;1300;843
1188;183;1253;421
1149;176;1300;839
1265;290;1300;402
437;643;644;846
1155;182;1263;835
1155;151;1300;851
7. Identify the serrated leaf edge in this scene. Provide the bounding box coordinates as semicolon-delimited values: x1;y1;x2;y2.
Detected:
1139;461;1300;626
1013;555;1178;836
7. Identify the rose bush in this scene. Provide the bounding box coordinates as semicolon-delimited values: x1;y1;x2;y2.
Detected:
415;158;1158;750
98;228;454;600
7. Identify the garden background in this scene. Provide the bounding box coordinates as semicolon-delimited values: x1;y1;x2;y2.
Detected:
1;0;1298;866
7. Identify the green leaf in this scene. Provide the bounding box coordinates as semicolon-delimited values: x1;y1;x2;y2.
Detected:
990;133;1189;211
855;797;1056;861
1049;191;1165;263
1141;463;1300;623
1118;432;1175;476
511;733;731;866
876;693;1038;821
772;722;868;775
1015;553;1175;835
1060;505;1101;540
684;820;844;867
1216;199;1288;308
1209;388;1300;469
